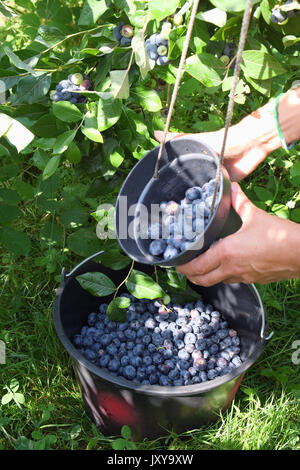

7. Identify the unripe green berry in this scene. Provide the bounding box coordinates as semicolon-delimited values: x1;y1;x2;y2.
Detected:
50;90;56;100
121;25;134;38
71;73;84;85
157;45;168;56
173;14;183;26
220;55;230;65
161;29;170;40
162;21;172;31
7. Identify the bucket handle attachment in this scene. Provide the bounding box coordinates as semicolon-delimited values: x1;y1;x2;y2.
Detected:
61;250;104;283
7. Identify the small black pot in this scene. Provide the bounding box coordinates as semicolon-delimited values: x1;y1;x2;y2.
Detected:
115;136;242;266
53;252;270;440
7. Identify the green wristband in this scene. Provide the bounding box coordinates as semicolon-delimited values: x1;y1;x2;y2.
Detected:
274;93;295;152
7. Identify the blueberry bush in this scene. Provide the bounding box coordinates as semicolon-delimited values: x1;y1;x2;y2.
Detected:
1;0;300;451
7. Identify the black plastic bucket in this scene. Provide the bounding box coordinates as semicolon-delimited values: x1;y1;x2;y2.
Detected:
115;136;242;267
53;252;269;440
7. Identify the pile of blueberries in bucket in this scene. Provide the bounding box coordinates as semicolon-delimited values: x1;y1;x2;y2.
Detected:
73;294;242;387
147;178;218;261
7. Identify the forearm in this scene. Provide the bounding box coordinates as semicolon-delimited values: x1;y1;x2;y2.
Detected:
237;86;300;156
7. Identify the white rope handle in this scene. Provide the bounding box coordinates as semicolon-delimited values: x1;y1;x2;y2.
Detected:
153;0;201;178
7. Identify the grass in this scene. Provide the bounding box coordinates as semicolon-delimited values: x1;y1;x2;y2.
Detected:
1;224;300;450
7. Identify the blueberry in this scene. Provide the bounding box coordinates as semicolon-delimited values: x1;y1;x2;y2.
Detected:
152;352;163;365
186;187;202;202
73;334;82;347
136;369;146;382
146;43;158;60
270;9;287;23
133;344;144;356
207;369;218;380
113;23;124;41
220;337;232;350
194;357;207;371
231;335;240;346
185;343;195;354
120;36;132;46
217;357;228;369
123;365;136;380
83;349;96;361
82;336;93;348
121;355;129;366
108;358;120;372
209;344;219;355
99;303;108;314
184;332;196;344
121;25;134;38
155;34;168;46
148;343;156;353
124;329;136;341
149;372;160;385
231;356;242;367
144;319;156;332
159;376;171;386
199;371;208;382
130;356;142;368
106;344;118;356
99;354;110;368
168;368;179;380
178;349;190;361
163;245;179;260
143;355;152;366
207;358;216;370
100;335;112;348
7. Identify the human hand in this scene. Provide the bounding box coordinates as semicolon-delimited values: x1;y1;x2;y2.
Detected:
154;126;268;182
177;183;300;285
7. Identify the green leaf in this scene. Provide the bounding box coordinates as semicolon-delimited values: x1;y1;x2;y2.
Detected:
131;32;153;80
0;113;34;152
3;46;36;74
76;272;116;297
0;188;20;205
291;208;300;223
31;115;60;138
241;50;286;80
149;0;179;22
81;104;103;142
126;270;164;300
111;438;126;450
31;148;49;170
121;425;131;440
110;70;130;100
14;74;52;104
99;250;131;270
97;96;122;132
185;54;225;87
0;226;31;256
40;221;64;248
110;147;124;168
1;393;13;405
282;35;300;48
61;203;88;228
0;204;22;224
42;155;61;180
53;101;83;123
208;0;260;13
78;0;109;25
133;86;162;112
65;141;82;164
13;181;35;200
106;297;130;322
53;129;77;154
81;127;104;142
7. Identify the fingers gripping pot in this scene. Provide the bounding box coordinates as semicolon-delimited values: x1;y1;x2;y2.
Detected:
115;136;242;266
